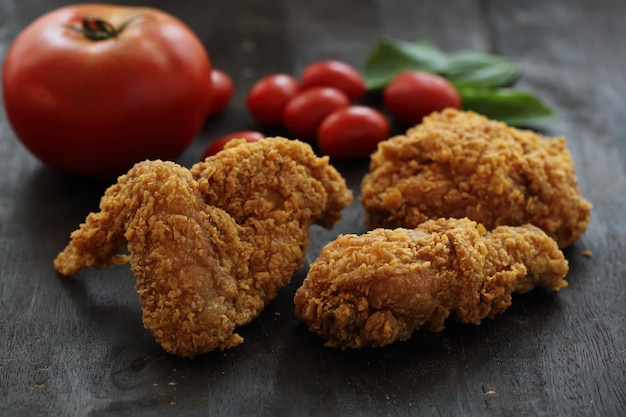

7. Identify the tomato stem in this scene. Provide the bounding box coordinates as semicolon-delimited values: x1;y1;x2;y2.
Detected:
65;16;140;41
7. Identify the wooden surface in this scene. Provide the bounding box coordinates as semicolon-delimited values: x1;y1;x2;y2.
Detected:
1;0;625;416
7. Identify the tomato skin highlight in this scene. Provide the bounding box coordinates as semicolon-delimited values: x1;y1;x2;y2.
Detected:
206;69;234;117
246;74;300;126
383;70;461;126
300;60;366;101
317;106;390;159
283;87;350;140
201;131;265;159
2;4;213;178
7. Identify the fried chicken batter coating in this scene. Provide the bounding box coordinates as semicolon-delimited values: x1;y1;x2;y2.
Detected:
361;109;591;248
294;217;568;349
54;138;353;357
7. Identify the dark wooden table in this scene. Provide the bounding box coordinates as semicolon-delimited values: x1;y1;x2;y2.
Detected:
1;0;624;416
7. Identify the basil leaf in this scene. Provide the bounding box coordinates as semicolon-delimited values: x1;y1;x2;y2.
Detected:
362;38;557;125
458;87;557;126
363;39;521;90
363;39;448;90
445;50;521;88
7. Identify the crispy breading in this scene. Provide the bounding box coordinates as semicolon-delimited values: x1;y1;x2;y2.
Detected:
294;217;568;349
54;137;353;357
361;109;592;247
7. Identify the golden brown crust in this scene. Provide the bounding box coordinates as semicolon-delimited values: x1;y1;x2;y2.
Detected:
54;137;353;357
294;217;568;349
361;109;592;247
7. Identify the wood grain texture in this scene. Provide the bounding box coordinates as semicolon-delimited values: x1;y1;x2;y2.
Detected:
1;0;624;416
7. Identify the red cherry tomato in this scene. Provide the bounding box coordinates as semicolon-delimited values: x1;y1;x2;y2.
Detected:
300;60;366;101
2;4;213;178
246;74;299;125
206;69;234;117
201;130;265;159
318;106;390;159
283;87;350;140
383;71;461;126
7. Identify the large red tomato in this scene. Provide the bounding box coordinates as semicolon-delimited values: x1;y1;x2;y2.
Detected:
2;4;213;178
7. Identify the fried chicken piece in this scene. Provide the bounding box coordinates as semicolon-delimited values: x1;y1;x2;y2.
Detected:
294;217;568;349
54;137;353;357
361;109;592;248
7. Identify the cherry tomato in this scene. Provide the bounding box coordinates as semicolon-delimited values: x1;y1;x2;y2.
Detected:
283;87;350;140
246;74;299;126
200;131;265;160
2;4;213;178
383;71;461;126
300;60;366;101
318;106;390;159
206;69;234;117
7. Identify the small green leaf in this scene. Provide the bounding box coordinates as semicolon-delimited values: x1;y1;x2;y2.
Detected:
445;50;521;88
459;87;557;126
362;39;522;91
363;39;448;90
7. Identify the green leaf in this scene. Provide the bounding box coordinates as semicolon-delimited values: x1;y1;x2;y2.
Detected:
445;50;521;88
363;39;448;90
362;38;557;125
458;87;557;126
362;39;523;91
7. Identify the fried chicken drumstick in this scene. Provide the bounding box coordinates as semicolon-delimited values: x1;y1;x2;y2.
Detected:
361;109;592;248
54;138;353;357
294;217;568;349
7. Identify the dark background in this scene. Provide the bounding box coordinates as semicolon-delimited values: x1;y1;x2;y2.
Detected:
1;1;624;416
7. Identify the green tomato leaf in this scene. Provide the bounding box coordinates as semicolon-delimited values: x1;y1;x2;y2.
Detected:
459;87;557;126
445;50;521;88
363;39;448;90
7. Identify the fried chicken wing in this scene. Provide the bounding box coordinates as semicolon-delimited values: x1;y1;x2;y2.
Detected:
361;109;592;248
54;137;353;357
294;217;568;349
